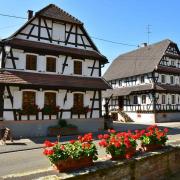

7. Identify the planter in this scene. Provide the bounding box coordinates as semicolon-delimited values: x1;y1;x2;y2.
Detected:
111;147;136;160
48;127;78;136
142;144;163;152
54;156;93;172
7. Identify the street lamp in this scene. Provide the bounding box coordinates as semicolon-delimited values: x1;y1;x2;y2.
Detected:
4;45;11;54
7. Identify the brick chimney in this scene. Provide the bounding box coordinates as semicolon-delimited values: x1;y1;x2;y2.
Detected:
27;10;33;20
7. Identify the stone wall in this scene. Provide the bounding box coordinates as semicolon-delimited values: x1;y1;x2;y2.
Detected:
0;118;104;138
58;146;180;180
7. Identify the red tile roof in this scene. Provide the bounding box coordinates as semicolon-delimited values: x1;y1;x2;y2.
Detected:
0;71;111;90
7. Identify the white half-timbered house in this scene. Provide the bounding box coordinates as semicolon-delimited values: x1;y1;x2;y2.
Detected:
0;4;111;137
103;40;180;123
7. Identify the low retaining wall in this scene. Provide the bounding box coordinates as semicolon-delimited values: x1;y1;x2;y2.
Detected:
0;118;104;138
57;146;180;180
156;112;180;122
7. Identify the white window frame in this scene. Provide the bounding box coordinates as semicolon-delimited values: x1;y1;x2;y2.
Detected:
25;53;38;72
45;55;57;73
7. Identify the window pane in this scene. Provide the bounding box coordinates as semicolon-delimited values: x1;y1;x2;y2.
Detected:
45;92;56;106
133;96;138;104
26;55;37;70
74;61;82;75
23;91;36;107
162;95;166;104
46;57;56;72
142;95;146;104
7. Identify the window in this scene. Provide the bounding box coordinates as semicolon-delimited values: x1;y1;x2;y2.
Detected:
142;95;146;104
23;91;36;107
74;93;83;108
46;57;56;72
141;76;145;83
172;95;175;104
170;76;174;84
26;54;37;70
171;60;175;67
119;80;122;86
74;61;82;75
162;95;166;104
44;92;56;106
161;75;166;84
52;23;65;41
133;95;138;105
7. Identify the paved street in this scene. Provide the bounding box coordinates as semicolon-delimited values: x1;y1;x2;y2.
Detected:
0;122;180;179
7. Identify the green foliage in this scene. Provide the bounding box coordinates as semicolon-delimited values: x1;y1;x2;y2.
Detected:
58;119;67;127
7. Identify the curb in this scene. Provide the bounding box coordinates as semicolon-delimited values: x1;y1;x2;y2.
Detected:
0;146;43;154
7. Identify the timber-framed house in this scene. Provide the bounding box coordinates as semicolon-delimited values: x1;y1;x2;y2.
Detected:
0;4;111;137
103;39;180;123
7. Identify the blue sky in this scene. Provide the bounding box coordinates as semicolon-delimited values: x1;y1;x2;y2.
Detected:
0;0;180;74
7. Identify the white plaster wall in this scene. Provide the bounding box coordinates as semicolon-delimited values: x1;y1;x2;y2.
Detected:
16;17;94;50
5;50;99;77
3;87;100;121
126;112;155;123
156;112;180;122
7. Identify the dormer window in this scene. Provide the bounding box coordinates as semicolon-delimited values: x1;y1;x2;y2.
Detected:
46;57;56;72
74;60;82;75
26;54;37;70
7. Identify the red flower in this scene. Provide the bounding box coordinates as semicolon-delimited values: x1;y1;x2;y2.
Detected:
70;140;76;144
99;139;108;147
114;141;121;148
164;128;168;133
108;129;116;134
82;142;91;149
125;153;132;159
103;134;110;139
140;130;145;136
98;134;103;139
44;140;54;147
60;145;65;150
43;149;54;156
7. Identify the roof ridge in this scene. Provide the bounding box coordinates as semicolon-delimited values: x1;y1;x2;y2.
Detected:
114;39;172;62
36;4;83;24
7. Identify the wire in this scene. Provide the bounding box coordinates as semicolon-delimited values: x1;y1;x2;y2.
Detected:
0;24;21;30
0;13;27;19
90;36;139;47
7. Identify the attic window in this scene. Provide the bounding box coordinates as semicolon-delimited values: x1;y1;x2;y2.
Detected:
52;23;65;42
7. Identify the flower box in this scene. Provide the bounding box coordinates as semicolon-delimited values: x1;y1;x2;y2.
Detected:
71;106;89;114
48;127;78;136
42;105;60;115
54;156;93;172
111;147;136;160
139;125;168;152
43;133;98;172
142;144;163;152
